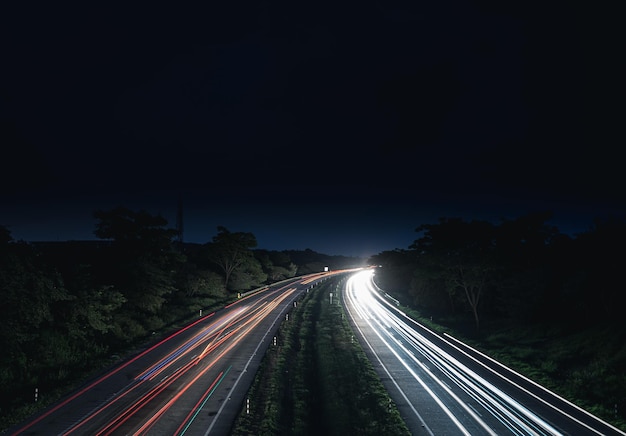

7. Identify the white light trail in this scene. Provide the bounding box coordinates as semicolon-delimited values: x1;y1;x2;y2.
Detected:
345;270;565;436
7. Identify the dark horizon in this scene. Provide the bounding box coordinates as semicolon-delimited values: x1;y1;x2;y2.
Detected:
3;187;620;258
2;2;623;258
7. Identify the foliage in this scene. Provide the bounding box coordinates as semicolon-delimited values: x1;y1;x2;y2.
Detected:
204;226;260;291
254;249;297;281
282;248;365;274
369;249;415;294
228;256;267;291
410;218;499;332
0;238;72;409
91;207;185;340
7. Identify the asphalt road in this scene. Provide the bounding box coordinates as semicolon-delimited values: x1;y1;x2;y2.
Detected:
342;269;626;436
5;270;352;436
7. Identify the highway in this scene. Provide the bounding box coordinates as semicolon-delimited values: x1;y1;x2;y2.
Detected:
343;269;626;436
6;271;350;436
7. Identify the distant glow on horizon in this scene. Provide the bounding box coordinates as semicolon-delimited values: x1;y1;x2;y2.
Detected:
3;189;621;257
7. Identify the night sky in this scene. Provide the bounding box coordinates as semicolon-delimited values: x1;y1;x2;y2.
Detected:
1;2;624;257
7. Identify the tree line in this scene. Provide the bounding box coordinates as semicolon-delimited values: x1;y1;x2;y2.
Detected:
0;206;361;422
369;211;626;426
370;211;624;334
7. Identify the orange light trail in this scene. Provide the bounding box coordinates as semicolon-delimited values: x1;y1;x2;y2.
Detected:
72;287;297;435
174;368;230;436
136;306;248;381
133;290;297;435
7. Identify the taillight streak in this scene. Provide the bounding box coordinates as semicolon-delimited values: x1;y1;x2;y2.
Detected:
132;291;296;435
137;307;248;381
174;367;231;436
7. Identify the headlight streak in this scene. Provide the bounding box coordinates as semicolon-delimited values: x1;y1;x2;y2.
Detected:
346;271;566;436
62;287;299;436
366;296;552;435
373;288;556;435
374;309;551;436
363;278;554;434
363;280;564;435
344;275;448;435
442;333;626;436
345;273;490;436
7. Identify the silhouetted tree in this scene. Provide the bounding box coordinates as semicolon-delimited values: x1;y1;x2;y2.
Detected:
369;249;414;298
411;218;497;332
205;226;259;291
229;257;267;291
93;207;184;337
492;212;560;322
255;250;297;281
571;216;626;322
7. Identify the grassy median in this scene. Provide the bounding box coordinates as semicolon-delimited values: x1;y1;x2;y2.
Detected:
230;277;411;436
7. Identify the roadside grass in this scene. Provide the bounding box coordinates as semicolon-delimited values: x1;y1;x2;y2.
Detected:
230;278;411;436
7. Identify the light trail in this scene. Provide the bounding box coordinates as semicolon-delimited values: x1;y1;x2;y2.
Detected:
132;289;298;435
345;272;485;435
442;332;625;436
64;308;256;435
174;367;231;436
344;270;565;435
366;297;559;435
69;287;299;435
136;306;247;381
201;286;303;436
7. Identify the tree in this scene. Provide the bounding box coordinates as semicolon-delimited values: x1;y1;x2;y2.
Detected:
0;227;72;404
229;257;267;291
570;216;626;322
492;212;560;322
179;264;225;298
205;226;258;291
446;258;496;332
369;249;415;296
411;218;497;332
255;250;297;282
93;207;184;333
53;262;126;340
